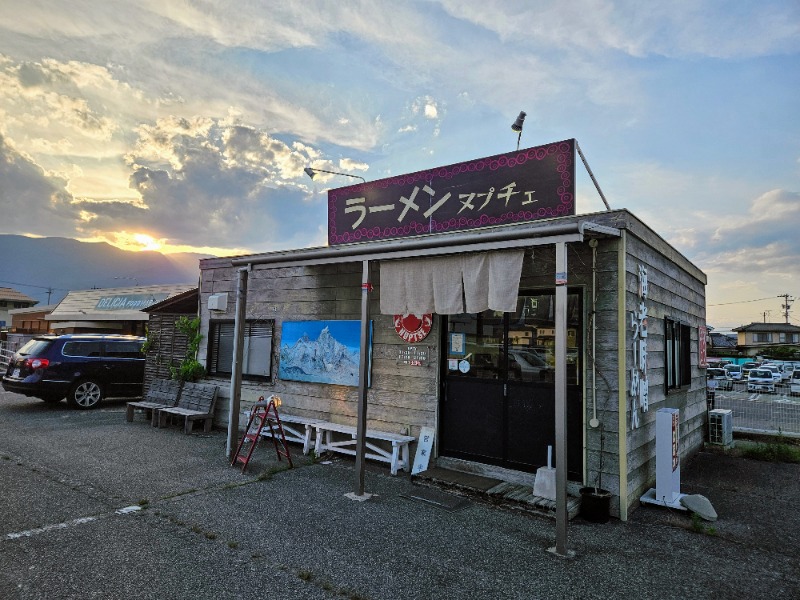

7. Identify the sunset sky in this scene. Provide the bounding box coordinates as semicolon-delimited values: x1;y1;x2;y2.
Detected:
0;1;798;329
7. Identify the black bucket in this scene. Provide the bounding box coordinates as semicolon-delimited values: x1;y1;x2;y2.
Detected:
579;487;611;523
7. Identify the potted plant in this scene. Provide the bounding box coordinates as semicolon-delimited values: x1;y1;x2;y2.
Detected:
580;422;612;523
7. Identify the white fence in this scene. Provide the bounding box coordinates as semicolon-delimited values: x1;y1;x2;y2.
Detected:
0;346;13;370
712;381;800;438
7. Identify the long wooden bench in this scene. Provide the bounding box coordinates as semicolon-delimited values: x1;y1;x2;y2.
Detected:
156;381;219;434
313;421;415;476
126;378;182;426
253;413;321;456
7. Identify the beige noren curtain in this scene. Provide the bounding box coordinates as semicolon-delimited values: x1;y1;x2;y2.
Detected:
379;250;525;315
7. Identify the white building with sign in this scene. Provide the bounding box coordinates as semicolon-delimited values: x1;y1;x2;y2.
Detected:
46;284;195;335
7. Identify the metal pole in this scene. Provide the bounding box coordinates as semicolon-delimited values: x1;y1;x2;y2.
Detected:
226;267;248;459
354;259;371;496
575;140;611;211
553;241;571;556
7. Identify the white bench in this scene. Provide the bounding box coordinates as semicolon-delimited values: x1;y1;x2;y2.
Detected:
313;422;415;476
255;413;320;455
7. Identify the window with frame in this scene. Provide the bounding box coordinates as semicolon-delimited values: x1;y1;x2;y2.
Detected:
754;332;772;343
664;318;692;391
207;320;274;380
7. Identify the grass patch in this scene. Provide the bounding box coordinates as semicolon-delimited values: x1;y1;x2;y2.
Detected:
227;541;238;549
204;532;217;540
740;441;800;463
689;513;717;536
298;569;312;581
137;498;149;507
257;463;291;481
162;488;198;500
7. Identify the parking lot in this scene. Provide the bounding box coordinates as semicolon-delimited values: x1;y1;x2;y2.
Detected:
707;379;800;436
1;389;799;599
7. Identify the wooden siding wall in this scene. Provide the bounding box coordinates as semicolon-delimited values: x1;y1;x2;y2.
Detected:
143;313;190;393
197;210;706;521
623;231;707;514
198;261;438;442
516;242;623;515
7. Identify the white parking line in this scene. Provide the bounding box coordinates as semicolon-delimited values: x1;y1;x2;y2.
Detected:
6;516;98;540
5;505;142;540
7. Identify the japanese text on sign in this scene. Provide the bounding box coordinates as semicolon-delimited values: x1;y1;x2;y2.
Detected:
630;264;649;430
328;139;575;245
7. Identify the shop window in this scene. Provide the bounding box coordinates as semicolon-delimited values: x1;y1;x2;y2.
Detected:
208;320;273;380
445;291;582;385
664;318;691;391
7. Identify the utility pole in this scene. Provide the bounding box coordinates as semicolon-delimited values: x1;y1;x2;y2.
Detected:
778;294;794;324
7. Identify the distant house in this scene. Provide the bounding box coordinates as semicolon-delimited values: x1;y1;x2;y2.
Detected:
9;304;57;334
707;331;737;355
0;287;38;329
46;284;196;336
732;322;800;356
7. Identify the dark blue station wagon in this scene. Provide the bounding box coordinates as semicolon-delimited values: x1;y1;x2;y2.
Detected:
2;334;146;409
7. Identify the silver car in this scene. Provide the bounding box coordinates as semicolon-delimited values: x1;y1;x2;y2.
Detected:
724;364;743;381
747;369;775;393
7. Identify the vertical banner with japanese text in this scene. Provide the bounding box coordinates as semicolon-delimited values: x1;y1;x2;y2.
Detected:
327;139;576;245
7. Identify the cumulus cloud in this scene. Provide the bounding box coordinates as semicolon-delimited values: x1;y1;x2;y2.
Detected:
700;189;800;273
0;134;81;235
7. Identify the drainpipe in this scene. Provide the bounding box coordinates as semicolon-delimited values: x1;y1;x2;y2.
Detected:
589;239;600;429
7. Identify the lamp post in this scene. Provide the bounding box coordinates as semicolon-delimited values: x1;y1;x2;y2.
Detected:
304;167;365;184
511;111;526;150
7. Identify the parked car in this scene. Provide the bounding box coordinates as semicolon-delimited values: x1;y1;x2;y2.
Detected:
723;364;743;381
741;362;761;378
791;369;800;396
706;368;732;391
778;364;795;381
747;369;776;393
760;364;783;383
2;334;146;409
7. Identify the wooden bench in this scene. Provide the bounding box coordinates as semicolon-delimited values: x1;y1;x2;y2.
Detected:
157;381;219;434
251;412;321;455
313;422;415;476
126;378;181;426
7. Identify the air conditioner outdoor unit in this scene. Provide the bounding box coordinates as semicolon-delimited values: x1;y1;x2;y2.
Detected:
208;293;228;312
708;409;733;447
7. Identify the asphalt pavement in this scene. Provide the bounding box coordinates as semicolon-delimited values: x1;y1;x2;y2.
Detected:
1;390;798;599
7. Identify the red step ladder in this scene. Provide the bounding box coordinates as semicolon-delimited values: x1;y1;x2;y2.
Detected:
231;395;293;472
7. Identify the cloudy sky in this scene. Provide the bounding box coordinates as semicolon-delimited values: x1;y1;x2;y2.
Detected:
0;1;798;329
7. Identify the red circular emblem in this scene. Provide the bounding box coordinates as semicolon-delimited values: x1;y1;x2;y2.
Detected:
393;313;433;343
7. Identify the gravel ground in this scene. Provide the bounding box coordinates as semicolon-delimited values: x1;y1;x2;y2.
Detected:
1;390;798;599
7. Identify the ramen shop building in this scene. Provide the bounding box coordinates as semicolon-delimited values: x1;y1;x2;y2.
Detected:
198;140;707;520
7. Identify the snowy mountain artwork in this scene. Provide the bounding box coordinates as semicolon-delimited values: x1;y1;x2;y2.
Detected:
278;320;370;387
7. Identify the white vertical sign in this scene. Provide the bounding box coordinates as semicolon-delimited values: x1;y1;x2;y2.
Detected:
411;427;435;475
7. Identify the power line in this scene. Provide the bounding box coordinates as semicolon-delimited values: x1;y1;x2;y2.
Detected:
707;296;776;307
0;278;69;292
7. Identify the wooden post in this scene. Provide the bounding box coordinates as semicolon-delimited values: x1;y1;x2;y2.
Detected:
354;260;371;496
226;267;248;459
553;241;571;556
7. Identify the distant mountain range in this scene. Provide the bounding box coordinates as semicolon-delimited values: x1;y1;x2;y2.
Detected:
0;235;211;306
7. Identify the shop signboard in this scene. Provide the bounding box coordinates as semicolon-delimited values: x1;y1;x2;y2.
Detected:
327;139;575;245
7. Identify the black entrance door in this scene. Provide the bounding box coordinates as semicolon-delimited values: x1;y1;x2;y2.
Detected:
439;291;583;479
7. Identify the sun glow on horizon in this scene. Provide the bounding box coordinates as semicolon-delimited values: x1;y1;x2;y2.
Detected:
76;231;252;258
